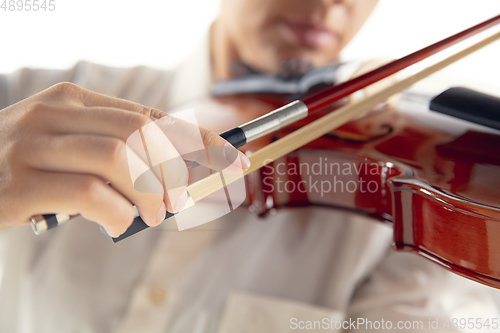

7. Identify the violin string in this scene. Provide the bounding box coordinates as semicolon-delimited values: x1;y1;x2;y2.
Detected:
187;30;500;204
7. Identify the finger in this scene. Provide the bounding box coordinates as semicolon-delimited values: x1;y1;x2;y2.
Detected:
34;104;153;142
44;82;165;120
153;116;251;173
19;170;136;238
62;90;252;173
138;121;189;213
27;133;167;227
32;105;154;172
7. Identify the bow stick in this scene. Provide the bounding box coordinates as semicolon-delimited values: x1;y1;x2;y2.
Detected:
30;17;500;241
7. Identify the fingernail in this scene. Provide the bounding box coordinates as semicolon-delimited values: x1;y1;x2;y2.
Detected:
156;202;166;225
224;143;251;170
239;152;251;169
174;190;188;212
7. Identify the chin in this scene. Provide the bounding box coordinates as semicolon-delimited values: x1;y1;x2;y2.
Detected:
274;48;340;70
249;33;341;73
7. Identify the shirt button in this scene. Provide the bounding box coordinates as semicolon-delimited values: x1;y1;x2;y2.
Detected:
149;287;168;306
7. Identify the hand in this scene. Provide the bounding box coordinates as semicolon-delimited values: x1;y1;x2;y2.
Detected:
0;82;250;237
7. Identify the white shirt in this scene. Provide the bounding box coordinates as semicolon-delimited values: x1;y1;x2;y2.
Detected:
0;35;499;333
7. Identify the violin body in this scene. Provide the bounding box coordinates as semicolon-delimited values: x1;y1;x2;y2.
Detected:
178;89;500;289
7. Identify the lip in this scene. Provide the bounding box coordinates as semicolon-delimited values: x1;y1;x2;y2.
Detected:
282;19;339;49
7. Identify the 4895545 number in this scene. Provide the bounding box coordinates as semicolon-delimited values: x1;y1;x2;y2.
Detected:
443;317;498;330
1;0;55;11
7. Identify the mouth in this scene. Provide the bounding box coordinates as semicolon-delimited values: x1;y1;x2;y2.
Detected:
281;19;340;49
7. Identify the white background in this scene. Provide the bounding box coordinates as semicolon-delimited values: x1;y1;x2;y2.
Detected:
0;0;499;89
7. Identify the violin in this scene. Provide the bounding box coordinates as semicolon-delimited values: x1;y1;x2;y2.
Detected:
201;88;500;290
168;44;499;289
30;14;500;289
169;19;500;289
